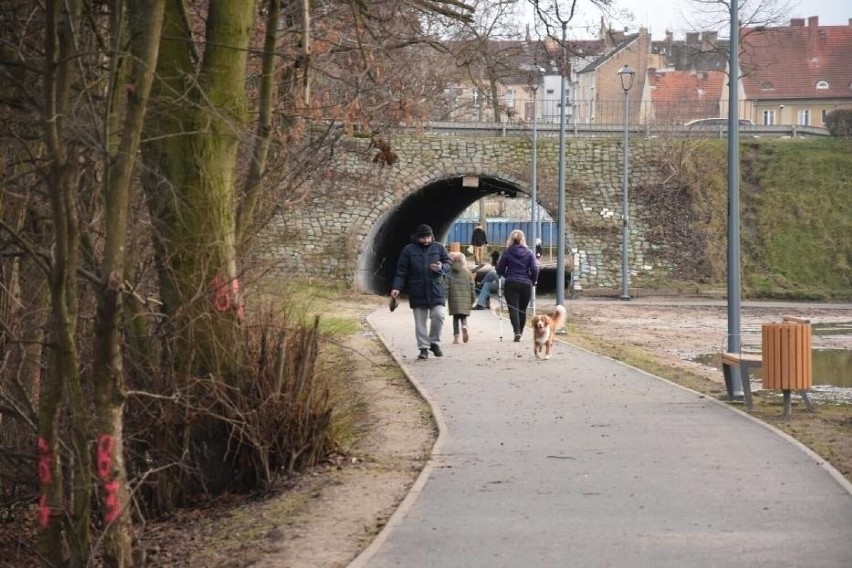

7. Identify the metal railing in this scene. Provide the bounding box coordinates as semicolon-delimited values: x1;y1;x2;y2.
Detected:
422;95;830;138
411;121;830;139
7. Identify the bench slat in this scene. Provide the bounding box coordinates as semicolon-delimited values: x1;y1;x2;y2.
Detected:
722;352;762;366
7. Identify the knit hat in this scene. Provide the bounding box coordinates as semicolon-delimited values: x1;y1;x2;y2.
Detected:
415;224;433;238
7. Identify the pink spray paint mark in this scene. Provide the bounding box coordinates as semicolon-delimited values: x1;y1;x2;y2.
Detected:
97;434;121;524
103;480;120;523
36;437;53;529
97;434;114;481
211;275;231;312
231;277;245;321
38;494;50;529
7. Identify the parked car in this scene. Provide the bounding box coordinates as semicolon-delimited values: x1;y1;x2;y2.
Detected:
686;118;755;127
684;118;756;137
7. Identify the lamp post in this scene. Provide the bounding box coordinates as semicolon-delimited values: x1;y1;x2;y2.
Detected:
617;65;635;301
556;21;568;308
527;67;545;260
527;66;544;312
726;0;745;398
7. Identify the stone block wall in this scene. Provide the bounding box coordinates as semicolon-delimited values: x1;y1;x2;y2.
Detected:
254;134;686;292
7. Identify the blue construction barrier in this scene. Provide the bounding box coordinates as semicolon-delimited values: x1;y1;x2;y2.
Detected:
447;220;558;247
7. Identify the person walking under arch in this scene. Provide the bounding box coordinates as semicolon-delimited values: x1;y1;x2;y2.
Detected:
496;229;538;342
471;222;488;264
390;224;451;359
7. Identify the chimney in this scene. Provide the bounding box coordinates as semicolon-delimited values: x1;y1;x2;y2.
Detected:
702;31;718;49
790;18;805;27
686;32;699;45
808;16;819;52
665;30;673;44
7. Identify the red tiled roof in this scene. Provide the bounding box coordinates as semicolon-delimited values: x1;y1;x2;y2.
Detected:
741;17;852;100
647;69;725;123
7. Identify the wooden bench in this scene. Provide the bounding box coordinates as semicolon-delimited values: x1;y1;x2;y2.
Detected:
721;352;762;410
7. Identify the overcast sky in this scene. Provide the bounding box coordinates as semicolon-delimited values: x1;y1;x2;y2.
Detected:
525;0;850;40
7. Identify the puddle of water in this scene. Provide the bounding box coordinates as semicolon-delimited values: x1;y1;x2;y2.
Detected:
693;350;852;389
813;321;852;336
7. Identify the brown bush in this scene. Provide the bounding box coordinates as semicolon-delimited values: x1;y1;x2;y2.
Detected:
824;109;852;137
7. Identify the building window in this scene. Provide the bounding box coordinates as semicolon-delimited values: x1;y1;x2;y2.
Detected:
763;109;775;125
816;80;829;90
546;89;554;95
798;109;810;126
821;109;828;124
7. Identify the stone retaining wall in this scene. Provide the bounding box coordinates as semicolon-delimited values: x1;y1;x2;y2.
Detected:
255;135;684;291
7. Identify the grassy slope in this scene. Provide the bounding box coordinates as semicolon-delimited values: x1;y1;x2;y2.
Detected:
642;137;852;300
740;139;852;300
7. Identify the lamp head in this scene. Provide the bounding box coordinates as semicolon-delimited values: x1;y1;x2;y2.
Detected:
618;65;636;92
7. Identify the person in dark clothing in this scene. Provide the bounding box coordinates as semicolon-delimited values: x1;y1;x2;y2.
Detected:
391;224;451;359
471;223;488;264
496;230;539;342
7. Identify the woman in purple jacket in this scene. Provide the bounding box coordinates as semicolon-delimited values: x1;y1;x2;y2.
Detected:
496;229;539;342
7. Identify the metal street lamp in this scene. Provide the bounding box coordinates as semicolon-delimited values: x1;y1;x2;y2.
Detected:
527;65;545;312
556;21;568;308
617;65;635;301
726;0;745;398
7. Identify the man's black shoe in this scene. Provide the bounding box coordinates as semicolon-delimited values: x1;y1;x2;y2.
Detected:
418;349;429;360
429;343;443;357
472;304;486;310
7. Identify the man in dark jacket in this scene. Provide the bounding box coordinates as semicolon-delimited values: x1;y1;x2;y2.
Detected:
390;224;451;359
471;223;488;264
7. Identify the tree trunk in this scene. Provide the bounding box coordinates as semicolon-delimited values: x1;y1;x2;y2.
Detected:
236;0;280;247
93;1;165;565
143;1;254;378
141;0;255;504
42;1;91;564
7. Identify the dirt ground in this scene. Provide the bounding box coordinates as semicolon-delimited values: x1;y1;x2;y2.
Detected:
3;295;850;567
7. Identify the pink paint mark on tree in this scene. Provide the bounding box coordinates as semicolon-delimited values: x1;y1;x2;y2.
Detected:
36;436;53;529
38;494;50;529
97;434;121;524
210;274;245;320
103;480;120;523
231;277;245;321
97;434;115;481
211;274;232;312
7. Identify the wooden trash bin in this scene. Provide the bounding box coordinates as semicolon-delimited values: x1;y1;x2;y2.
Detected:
761;319;813;418
761;322;812;390
449;242;461;253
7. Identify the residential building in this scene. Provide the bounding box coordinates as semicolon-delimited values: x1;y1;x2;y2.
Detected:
639;68;726;126
731;16;852;126
574;28;651;125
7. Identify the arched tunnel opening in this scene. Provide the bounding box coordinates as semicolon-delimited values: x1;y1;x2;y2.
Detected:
357;175;525;295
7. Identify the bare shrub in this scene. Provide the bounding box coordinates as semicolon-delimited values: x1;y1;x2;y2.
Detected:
825;109;852;137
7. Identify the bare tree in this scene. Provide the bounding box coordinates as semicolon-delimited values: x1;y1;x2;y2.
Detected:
2;0;478;564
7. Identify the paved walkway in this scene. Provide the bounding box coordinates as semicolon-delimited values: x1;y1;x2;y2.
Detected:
350;304;852;568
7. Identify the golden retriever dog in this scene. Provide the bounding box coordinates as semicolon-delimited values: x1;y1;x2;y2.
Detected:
531;305;567;360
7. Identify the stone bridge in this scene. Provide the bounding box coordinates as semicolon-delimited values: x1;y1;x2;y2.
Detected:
258;134;677;295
